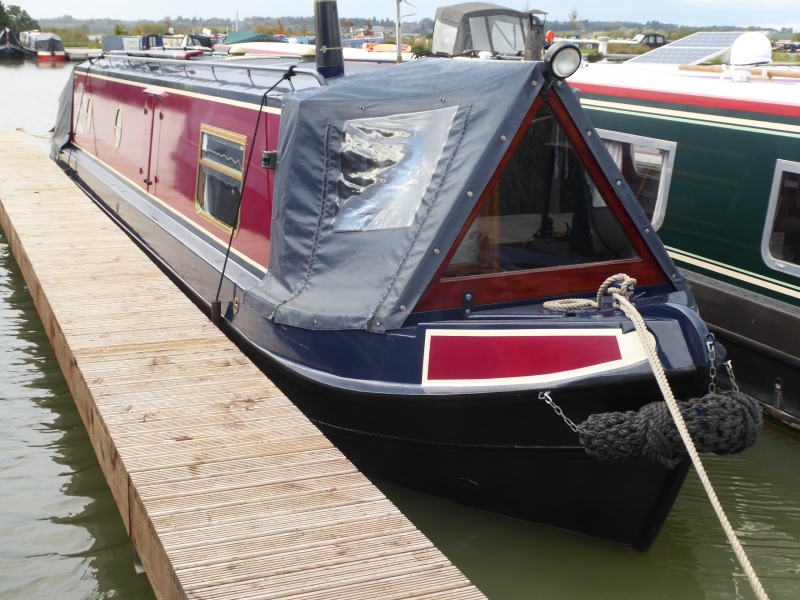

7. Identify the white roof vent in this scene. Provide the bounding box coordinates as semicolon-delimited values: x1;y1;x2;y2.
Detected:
729;32;771;66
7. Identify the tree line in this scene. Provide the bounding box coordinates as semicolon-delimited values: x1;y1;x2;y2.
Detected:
0;2;39;32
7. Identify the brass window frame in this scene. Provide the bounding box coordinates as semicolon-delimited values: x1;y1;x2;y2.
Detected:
195;123;248;237
113;105;123;150
85;97;93;133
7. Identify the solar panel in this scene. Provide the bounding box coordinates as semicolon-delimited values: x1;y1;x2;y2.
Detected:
627;31;744;65
667;32;744;48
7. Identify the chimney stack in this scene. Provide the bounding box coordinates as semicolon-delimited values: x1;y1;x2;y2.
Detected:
314;0;344;78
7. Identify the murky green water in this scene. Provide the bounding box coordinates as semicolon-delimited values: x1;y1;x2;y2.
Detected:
2;59;800;600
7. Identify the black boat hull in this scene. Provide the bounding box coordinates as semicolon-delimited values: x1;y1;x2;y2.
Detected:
63;146;704;550
255;355;702;551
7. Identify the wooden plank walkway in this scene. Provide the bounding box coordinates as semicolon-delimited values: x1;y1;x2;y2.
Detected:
0;130;485;600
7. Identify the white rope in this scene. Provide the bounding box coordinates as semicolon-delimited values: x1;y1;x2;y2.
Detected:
15;127;52;140
544;274;769;600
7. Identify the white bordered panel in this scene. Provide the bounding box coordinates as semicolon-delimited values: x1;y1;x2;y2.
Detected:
421;328;649;390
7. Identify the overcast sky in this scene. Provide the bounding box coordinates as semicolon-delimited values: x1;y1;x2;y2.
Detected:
19;0;800;29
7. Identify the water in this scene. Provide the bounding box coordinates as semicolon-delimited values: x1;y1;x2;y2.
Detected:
2;58;800;600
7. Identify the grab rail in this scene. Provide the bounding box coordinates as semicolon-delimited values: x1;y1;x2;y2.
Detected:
97;53;328;87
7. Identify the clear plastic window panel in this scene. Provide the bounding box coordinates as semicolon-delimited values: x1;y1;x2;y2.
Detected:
603;139;665;222
333;106;457;232
445;104;637;278
432;22;458;54
201;133;245;173
489;16;525;55
197;164;242;228
769;171;800;265
469;17;491;52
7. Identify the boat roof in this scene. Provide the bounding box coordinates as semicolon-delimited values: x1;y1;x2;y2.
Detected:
568;62;800;115
435;2;530;26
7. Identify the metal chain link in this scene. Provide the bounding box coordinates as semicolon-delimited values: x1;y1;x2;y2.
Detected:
706;338;717;393
724;360;740;393
539;391;580;433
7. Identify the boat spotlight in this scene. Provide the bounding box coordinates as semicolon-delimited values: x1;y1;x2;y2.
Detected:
545;42;582;79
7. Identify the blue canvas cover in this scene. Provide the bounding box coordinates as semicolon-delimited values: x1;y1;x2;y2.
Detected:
244;59;545;332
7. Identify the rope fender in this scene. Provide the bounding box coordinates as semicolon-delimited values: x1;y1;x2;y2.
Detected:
578;391;762;468
543;273;770;600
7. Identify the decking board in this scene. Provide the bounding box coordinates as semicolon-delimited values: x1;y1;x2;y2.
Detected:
0;130;485;600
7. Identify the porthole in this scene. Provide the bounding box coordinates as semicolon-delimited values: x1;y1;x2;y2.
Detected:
85;97;93;133
75;82;85;133
113;106;123;150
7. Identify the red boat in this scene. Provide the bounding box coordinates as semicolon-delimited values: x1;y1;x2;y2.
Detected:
49;1;759;551
19;30;66;62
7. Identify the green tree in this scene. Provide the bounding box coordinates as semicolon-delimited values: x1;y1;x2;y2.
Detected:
568;8;579;31
7;5;39;32
792;32;800;42
113;22;128;35
0;2;10;30
298;16;308;36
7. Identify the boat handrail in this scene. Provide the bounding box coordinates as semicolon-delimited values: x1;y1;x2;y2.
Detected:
100;53;328;87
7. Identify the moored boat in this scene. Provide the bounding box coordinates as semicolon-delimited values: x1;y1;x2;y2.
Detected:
19;30;66;62
0;28;23;59
50;1;758;551
565;45;800;429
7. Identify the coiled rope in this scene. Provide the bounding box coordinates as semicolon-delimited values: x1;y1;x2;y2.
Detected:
543;274;769;600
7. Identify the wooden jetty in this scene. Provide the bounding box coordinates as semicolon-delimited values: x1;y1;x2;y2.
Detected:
0;130;485;600
65;47;97;61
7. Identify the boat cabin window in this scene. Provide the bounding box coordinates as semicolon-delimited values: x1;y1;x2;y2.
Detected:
489;15;526;55
596;130;676;230
195;125;247;234
444;104;637;279
113;106;122;149
333;107;457;232
763;160;800;277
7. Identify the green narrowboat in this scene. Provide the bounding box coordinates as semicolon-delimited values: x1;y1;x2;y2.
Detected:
569;62;800;426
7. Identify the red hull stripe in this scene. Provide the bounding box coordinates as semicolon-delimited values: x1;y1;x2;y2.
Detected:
427;335;622;381
575;82;800;120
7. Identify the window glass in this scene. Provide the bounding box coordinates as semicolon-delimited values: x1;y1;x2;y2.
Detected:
333;106;457;232
444;104;637;278
768;170;800;266
469;17;491;52
113;107;122;149
196;126;247;232
488;15;525;55
432;22;458;54
597;130;675;230
201;133;245;171
197;164;242;228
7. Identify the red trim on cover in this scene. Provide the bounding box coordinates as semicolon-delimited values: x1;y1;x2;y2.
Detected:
574;82;800;119
414;87;667;313
427;334;622;381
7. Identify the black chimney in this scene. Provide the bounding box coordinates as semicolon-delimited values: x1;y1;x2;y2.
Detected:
524;11;545;61
314;0;344;78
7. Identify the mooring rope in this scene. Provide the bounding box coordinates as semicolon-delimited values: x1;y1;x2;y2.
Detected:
543;274;769;600
15;127;52;139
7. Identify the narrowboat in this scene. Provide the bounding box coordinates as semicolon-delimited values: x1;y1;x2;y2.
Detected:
0;28;23;59
51;1;748;551
19;30;66;62
566;52;800;428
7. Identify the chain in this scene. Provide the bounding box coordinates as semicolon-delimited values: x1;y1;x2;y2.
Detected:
706;337;717;393
724;360;740;393
539;391;580;433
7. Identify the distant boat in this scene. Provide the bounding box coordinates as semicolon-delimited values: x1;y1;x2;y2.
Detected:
568;33;800;428
0;28;23;59
18;30;66;62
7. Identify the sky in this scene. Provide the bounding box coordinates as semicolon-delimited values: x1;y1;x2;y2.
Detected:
16;0;800;29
